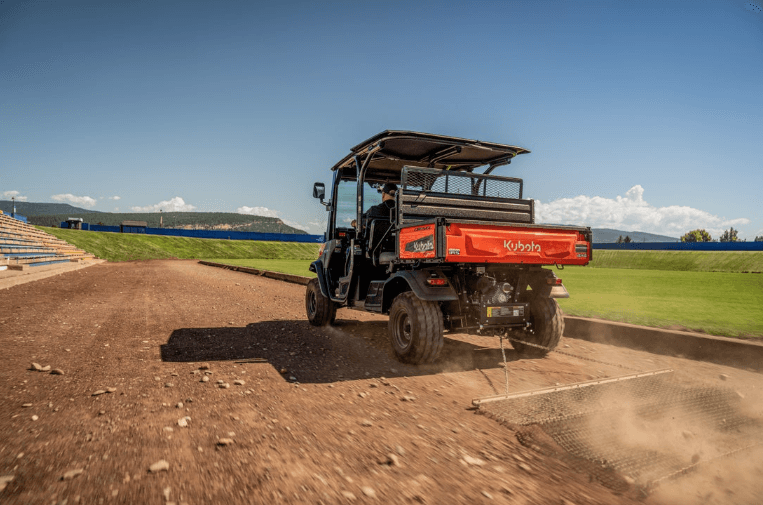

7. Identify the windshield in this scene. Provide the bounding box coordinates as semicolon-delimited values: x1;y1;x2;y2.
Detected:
335;180;383;227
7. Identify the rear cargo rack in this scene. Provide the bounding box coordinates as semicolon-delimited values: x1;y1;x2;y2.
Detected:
398;166;533;225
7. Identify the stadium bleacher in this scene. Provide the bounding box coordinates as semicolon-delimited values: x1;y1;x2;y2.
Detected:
0;212;96;269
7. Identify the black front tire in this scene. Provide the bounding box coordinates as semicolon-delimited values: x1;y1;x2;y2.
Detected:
510;296;564;357
388;292;443;364
305;278;336;326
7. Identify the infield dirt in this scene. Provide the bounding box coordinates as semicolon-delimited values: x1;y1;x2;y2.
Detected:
1;260;761;504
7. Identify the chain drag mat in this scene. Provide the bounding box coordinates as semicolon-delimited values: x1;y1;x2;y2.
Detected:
478;371;763;492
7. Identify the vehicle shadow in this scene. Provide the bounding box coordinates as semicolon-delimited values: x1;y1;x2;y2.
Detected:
160;318;525;383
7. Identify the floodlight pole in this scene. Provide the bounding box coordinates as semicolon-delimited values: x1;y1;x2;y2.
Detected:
160;209;163;228
11;196;15;216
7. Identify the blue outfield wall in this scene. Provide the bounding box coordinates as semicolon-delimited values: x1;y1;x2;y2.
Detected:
11;214;27;224
64;222;324;243
592;242;763;251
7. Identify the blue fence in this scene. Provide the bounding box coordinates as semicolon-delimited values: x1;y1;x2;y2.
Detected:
63;222;324;243
11;214;27;224
592;242;763;251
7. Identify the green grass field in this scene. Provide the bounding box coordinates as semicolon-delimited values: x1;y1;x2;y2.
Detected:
588;250;763;273
555;267;763;338
203;258;318;277
38;227;763;338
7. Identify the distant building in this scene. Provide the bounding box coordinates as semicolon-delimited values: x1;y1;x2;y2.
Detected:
120;220;148;234
64;217;84;230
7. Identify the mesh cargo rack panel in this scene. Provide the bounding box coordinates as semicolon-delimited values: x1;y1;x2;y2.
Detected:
401;166;523;200
478;370;763;492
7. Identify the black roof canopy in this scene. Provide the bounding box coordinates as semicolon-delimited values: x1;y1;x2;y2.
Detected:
332;131;530;182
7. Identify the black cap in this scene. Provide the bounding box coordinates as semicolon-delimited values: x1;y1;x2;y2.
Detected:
381;182;398;195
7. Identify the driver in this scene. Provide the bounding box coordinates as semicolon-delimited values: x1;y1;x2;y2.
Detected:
351;182;398;228
365;182;397;221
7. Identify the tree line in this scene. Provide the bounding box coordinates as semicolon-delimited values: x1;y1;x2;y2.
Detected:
680;227;763;242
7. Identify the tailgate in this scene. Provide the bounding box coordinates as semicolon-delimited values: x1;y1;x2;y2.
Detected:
443;222;591;265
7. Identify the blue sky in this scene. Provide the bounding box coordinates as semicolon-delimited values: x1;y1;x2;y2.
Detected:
1;0;762;239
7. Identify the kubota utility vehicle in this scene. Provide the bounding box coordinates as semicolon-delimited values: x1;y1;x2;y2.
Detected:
307;131;591;364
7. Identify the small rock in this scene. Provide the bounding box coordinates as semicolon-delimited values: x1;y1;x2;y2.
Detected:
358;392;367;398
462;455;486;466
481;490;493;500
40;365;51;372
622;476;635;486
736;391;745;399
379;453;400;467
369;383;378;388
31;415;38;421
0;475;13;492
199;364;210;370
395;445;405;456
233;380;245;386
22;403;32;408
149;459;170;472
201;376;209;383
92;390;106;396
50;369;64;375
719;374;729;381
31;362;43;371
177;417;190;428
154;376;161;381
98;410;106;416
106;387;116;393
682;430;695;439
518;462;532;473
163;486;172;501
185;398;193;403
165;383;174;388
216;380;224;384
341;491;356;500
218;383;230;389
171;372;179;376
361;486;376;498
176;402;184;409
361;419;373;427
62;468;84;480
280;368;288;374
163;427;174;432
123;473;130;484
217;438;234;446
401;395;416;402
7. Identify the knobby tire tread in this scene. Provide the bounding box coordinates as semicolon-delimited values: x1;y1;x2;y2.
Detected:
392;292;444;365
306;278;336;326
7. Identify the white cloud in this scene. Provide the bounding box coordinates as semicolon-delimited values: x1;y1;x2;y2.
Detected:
51;193;97;208
109;196;121;201
535;185;750;238
2;190;28;201
236;206;280;218
131;197;196;212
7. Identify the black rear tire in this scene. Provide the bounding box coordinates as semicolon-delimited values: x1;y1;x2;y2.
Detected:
305;278;336;326
388;292;444;364
510;296;564;357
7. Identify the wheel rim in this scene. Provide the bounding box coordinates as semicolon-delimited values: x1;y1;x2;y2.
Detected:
307;290;317;318
394;310;412;351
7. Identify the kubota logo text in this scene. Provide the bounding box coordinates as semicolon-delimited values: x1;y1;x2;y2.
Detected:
504;240;541;253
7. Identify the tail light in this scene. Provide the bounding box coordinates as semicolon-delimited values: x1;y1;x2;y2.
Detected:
426;278;448;286
546;277;563;285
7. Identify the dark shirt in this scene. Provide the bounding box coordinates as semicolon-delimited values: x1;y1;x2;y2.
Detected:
365;199;395;221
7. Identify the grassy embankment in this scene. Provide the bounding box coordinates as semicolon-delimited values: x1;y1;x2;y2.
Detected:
41;226;763;338
39;227;320;266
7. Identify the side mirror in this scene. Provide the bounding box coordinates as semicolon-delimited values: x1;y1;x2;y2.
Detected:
313;182;326;202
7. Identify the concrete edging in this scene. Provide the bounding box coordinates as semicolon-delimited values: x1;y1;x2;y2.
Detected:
198;260;763;372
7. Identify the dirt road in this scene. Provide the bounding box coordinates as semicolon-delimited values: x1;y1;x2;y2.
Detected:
1;260;761;504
